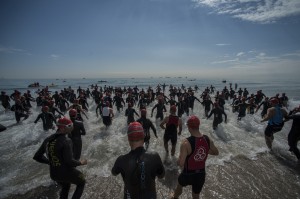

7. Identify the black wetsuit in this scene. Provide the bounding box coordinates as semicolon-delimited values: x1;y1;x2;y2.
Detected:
164;115;179;145
33;132;85;199
14;103;29;122
111;147;165;199
0;94;11;109
151;103;166;121
125;108;139;125
286;113;300;160
207;107;227;130
136;117;157;150
34;112;56;131
68;119;86;160
201;99;214;117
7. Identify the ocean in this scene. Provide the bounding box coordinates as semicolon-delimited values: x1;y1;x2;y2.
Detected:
0;77;300;199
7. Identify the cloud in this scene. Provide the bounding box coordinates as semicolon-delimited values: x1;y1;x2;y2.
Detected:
211;58;239;64
192;0;300;23
236;52;245;56
0;46;31;55
50;54;60;60
216;43;232;46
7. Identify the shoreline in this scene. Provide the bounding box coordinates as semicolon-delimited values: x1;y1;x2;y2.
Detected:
4;152;300;199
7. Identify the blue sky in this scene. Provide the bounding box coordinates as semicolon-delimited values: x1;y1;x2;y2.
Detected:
0;0;300;79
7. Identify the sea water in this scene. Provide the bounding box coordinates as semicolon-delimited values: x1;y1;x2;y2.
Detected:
0;77;300;199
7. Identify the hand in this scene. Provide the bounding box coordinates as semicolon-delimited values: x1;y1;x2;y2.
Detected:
80;159;87;165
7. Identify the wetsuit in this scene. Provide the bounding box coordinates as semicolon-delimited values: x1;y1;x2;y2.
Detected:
207;107;227;130
68;119;86;160
201;99;214;117
125;107;139;125
136;117;157;150
188;95;201;110
178;135;210;194
113;95;125;112
164;115;179;146
0;93;11;109
257;100;270;118
111;147;165;199
151;103;166;121
14;103;29;122
33;132;85;199
34;112;56;131
286;113;300;160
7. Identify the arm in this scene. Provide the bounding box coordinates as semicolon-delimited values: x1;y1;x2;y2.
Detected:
34;114;41;123
178;118;182;135
208;139;219;155
177;139;189;168
33;139;50;164
111;157;122;176
160;117;168;129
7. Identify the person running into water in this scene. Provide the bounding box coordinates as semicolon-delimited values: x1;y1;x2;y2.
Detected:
33;117;87;199
151;97;167;121
284;105;300;162
102;101;114;127
111;122;165;199
261;98;288;149
68;109;86;160
160;105;182;156
125;102;140;125
137;109;158;150
34;106;56;131
207;103;227;130
171;115;219;199
0;91;11;111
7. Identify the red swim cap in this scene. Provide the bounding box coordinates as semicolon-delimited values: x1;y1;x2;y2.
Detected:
127;122;144;141
269;98;279;105
57;117;73;129
170;105;177;113
187;115;200;129
69;109;77;117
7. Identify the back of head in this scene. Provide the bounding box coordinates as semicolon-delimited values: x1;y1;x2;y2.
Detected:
57;117;73;130
170;105;177;114
141;109;147;117
69;109;77;118
187;115;200;130
127;122;144;141
269;98;279;106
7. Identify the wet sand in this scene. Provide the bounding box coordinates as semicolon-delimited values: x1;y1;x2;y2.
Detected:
4;153;300;199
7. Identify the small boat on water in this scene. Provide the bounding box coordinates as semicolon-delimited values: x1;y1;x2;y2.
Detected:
98;80;107;83
47;83;57;88
222;80;227;83
28;83;41;88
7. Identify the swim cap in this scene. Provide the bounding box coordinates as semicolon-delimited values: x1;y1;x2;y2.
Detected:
270;98;279;105
69;109;77;118
57;117;73;129
170;105;177;113
187;115;200;129
127;122;144;141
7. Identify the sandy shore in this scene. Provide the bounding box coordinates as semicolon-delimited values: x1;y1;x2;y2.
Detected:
4;152;300;199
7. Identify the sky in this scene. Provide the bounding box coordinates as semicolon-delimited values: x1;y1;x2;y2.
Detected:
0;0;300;80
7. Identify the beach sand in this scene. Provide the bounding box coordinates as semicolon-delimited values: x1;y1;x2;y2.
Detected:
4;152;300;199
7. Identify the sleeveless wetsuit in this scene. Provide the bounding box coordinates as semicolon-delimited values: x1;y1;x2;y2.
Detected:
178;135;210;194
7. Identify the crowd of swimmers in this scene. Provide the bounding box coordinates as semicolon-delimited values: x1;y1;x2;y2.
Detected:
0;82;299;198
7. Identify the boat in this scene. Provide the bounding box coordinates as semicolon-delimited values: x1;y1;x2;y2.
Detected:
47;83;57;88
98;80;107;83
28;83;41;88
222;80;227;83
